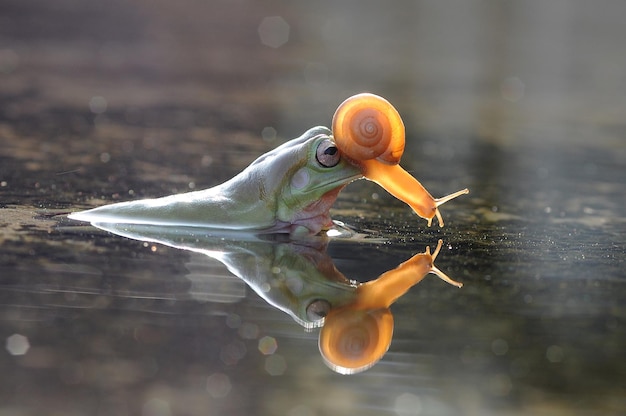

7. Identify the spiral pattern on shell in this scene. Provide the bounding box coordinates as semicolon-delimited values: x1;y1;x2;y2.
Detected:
332;93;406;165
319;308;393;374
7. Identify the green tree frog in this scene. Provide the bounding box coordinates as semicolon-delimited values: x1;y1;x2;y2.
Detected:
69;127;362;237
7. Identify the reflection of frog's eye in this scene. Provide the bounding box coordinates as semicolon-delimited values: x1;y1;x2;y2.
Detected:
316;140;340;168
306;299;331;321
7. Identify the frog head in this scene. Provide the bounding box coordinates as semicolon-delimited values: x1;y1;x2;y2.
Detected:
257;126;362;235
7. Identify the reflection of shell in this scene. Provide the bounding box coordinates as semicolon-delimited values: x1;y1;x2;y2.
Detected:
332;93;405;165
319;308;393;374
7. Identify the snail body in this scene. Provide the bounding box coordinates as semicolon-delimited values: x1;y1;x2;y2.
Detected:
332;93;469;227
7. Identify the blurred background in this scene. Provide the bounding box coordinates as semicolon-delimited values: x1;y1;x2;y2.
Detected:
1;1;625;415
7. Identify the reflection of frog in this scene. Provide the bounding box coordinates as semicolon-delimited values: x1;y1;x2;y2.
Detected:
69;127;362;237
91;222;461;374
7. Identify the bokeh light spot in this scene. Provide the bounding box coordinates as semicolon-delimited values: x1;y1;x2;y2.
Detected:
220;339;247;365
89;96;108;114
491;338;509;356
500;76;525;102
6;333;30;356
258;336;277;355
206;372;232;398
394;392;422;416
238;322;260;340
261;126;277;142
225;313;241;329
264;354;287;376
546;345;565;363
258;16;290;48
201;154;214;167
142;398;171;416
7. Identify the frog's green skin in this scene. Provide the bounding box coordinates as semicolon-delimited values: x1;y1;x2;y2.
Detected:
90;222;360;328
69;127;363;237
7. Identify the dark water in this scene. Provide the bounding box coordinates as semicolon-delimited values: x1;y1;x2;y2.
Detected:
1;1;625;415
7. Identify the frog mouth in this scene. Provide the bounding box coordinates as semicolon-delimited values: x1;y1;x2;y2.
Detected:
308;172;363;193
289;186;347;235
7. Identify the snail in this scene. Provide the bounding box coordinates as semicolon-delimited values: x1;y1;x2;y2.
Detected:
319;239;461;374
332;93;469;227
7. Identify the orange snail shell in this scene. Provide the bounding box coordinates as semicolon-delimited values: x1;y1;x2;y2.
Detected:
332;93;406;165
318;308;393;374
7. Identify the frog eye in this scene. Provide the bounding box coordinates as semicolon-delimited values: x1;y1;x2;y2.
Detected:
306;299;331;322
315;139;340;168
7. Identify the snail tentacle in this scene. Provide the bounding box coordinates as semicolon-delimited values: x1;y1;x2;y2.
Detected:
433;188;470;227
428;240;462;287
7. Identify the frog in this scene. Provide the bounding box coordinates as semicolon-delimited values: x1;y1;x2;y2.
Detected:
69;126;363;238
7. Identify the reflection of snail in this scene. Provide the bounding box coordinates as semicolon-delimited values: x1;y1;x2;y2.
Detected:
332;93;469;227
319;240;461;374
319;308;393;375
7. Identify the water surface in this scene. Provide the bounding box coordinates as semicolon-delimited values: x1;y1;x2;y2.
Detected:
1;1;625;415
